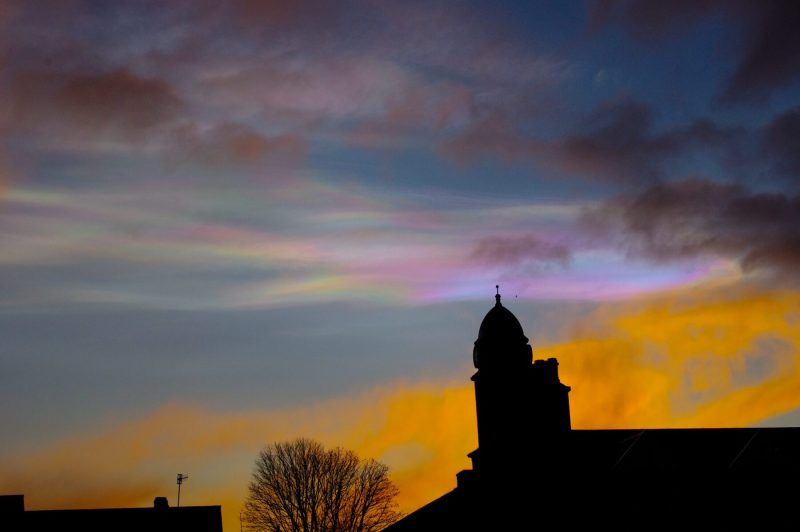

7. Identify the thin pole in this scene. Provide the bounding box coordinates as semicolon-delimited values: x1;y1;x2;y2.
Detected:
177;473;189;507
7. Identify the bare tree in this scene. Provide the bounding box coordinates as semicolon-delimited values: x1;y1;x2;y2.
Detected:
242;438;402;532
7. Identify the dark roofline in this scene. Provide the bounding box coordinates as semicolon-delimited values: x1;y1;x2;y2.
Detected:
24;505;222;514
1;495;223;532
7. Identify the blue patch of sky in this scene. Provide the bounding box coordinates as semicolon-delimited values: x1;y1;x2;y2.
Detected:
0;295;596;452
309;139;614;204
564;14;733;124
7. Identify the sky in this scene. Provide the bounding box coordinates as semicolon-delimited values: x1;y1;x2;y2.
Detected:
1;0;800;529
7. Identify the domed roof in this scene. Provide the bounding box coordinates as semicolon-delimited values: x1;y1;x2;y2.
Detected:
477;292;527;344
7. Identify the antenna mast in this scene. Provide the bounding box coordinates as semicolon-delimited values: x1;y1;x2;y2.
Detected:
177;473;189;507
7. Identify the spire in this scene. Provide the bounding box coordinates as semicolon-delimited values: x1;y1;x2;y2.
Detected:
495;285;501;306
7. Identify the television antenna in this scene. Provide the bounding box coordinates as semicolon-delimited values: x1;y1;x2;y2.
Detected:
177;473;189;507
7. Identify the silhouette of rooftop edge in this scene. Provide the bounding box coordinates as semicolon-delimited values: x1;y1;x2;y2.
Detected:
0;494;222;532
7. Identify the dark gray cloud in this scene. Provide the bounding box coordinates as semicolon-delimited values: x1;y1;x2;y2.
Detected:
587;0;800;102
552;100;738;182
441;99;740;183
721;1;800;103
470;234;571;267
585;177;800;278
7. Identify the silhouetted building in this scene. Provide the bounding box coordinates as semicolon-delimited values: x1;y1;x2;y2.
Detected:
386;291;800;530
0;494;222;532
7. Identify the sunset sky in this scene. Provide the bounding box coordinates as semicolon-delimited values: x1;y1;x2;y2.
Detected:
2;1;800;530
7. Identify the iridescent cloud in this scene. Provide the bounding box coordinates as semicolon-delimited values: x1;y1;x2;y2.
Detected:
2;177;725;309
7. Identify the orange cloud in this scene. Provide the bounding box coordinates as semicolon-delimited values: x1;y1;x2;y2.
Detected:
2;280;799;530
556;282;800;429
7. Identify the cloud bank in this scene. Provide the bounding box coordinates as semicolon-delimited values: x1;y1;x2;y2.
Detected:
585;177;800;280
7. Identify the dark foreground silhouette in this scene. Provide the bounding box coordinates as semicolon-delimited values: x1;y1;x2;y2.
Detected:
243;438;401;531
0;495;222;532
386;290;800;530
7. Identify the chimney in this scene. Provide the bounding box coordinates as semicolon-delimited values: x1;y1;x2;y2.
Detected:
532;357;559;383
154;497;169;510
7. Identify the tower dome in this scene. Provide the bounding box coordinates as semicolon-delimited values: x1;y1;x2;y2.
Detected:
473;287;531;369
477;294;527;344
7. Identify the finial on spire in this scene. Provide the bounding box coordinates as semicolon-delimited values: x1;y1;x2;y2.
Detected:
495;285;501;306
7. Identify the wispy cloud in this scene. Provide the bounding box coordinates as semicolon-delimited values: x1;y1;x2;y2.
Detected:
469;234;571;267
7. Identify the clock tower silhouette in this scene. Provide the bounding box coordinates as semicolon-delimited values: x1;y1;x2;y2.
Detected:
469;286;571;474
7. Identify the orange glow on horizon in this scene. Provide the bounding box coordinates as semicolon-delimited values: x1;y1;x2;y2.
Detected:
2;281;799;531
